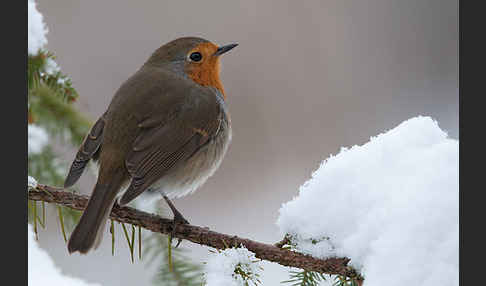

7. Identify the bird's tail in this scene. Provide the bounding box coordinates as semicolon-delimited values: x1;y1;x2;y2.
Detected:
67;179;120;254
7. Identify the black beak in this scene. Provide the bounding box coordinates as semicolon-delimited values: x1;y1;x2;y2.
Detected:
213;43;238;56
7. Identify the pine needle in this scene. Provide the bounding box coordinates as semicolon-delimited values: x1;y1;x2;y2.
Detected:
110;220;115;256
168;235;173;272
33;201;38;240
35;213;45;229
57;205;67;243
131;224;135;260
42;201;46;227
138;225;142;260
121;222;134;263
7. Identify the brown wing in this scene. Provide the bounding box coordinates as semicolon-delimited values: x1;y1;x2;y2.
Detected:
118;92;222;205
64;114;105;188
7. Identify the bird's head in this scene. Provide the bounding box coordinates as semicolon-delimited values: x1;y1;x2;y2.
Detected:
145;37;238;99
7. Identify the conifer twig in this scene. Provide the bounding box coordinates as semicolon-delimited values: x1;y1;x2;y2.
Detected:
28;185;363;283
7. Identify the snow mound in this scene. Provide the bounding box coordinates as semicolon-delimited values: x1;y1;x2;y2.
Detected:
28;224;102;286
28;0;48;55
277;116;458;286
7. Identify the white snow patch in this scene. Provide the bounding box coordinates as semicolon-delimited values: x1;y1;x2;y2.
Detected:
28;224;102;286
28;176;38;189
28;0;48;55
57;77;67;85
204;246;262;286
277;116;458;286
28;124;48;154
44;58;60;75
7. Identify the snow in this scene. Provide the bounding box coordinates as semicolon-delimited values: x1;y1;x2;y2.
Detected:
28;176;38;189
204;246;262;286
44;58;61;75
28;224;102;286
276;116;458;286
57;77;67;85
28;124;48;154
28;0;48;55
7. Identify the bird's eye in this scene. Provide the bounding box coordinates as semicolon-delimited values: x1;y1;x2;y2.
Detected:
189;52;202;62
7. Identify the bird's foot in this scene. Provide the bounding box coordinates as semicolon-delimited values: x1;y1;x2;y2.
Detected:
170;210;189;248
162;195;189;248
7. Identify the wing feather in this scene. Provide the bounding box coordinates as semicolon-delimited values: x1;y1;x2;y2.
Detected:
119;93;221;205
64;115;105;188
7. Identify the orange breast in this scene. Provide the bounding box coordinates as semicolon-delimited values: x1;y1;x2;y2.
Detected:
185;42;226;99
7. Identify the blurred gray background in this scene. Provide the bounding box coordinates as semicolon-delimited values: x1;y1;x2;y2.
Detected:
36;0;457;285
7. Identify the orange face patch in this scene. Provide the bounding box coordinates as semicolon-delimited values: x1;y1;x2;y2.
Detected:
184;42;226;99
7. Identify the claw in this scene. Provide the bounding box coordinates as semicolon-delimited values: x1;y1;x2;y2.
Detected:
163;195;190;248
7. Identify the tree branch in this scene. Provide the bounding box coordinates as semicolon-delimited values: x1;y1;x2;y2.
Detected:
28;184;363;283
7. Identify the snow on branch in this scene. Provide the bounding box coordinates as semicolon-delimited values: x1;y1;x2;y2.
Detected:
204;246;263;286
277;116;458;286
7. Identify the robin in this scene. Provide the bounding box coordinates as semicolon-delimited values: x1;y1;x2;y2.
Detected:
64;37;237;254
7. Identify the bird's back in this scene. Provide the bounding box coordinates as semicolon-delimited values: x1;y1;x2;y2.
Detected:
97;65;225;180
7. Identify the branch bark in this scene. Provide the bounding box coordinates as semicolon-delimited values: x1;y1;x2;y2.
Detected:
28;184;363;283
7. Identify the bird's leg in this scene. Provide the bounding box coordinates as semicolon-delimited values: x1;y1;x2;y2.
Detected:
163;195;189;247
